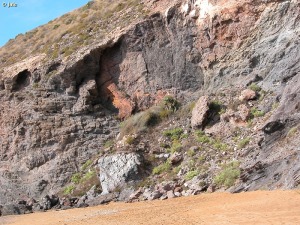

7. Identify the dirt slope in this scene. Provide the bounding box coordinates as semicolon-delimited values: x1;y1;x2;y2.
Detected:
1;190;300;225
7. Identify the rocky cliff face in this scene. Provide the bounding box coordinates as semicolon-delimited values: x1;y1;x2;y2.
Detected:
0;0;299;213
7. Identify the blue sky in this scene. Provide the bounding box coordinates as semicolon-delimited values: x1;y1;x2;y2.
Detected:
0;0;90;46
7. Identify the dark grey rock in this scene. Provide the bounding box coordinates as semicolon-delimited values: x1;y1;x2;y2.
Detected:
85;193;118;206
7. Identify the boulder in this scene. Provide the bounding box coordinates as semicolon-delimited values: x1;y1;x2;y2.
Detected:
190;8;200;19
237;104;250;121
0;203;32;216
98;153;143;194
160;194;168;200
142;188;152;200
85;193;118;206
41;195;59;210
220;105;250;126
207;185;216;193
239;89;257;101
170;153;183;165
167;190;175;199
129;188;144;201
118;187;135;201
148;191;162;200
191;96;210;128
76;195;88;207
174;192;182;197
263;120;285;134
174;186;183;193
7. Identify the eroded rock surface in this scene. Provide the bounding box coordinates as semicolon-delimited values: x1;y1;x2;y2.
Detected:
98;153;143;194
0;0;299;215
191;96;210;128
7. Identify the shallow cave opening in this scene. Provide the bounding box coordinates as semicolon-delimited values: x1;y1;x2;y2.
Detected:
203;101;223;128
95;43;124;115
12;69;31;91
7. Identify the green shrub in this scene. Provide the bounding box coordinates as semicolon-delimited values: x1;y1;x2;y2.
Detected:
214;161;240;188
104;139;114;148
247;119;253;128
83;1;94;10
152;160;171;175
209;100;222;113
258;90;267;101
198;155;206;163
63;185;75;195
82;170;96;181
160;143;169;148
64;18;73;25
212;140;228;151
53;24;60;29
32;83;39;89
126;136;135;145
115;2;125;11
81;160;92;171
144;112;160;126
197;135;211;143
189;102;196;111
195;130;211;144
71;173;81;184
159;109;172;119
188;160;196;170
169;140;182;153
187;149;196;157
272;102;279;110
173;166;181;174
237;138;250;149
250;108;265;118
249;83;262;92
163;96;180;112
219;108;226;115
185;170;198;181
163;128;184;140
120;105;164;138
287;127;298;137
181;133;189;139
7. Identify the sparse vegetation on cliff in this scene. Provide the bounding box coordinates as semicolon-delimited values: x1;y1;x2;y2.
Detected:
120;96;180;138
214;161;240;188
0;0;147;66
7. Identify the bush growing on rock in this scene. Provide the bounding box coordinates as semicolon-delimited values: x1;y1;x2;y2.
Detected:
214;161;240;188
120;97;180;138
163;127;184;140
104;139;114;148
82;170;96;181
185;170;199;181
195;130;211;144
81;160;92;171
63;185;75;195
287;126;298;137
152;160;171;175
209;100;222;113
163;96;180;112
250;108;265;118
187;148;196;157
71;173;81;184
125;136;135;145
120;110;159;137
168;140;182;153
211;139;228;151
249;83;262;92
237;138;250;149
